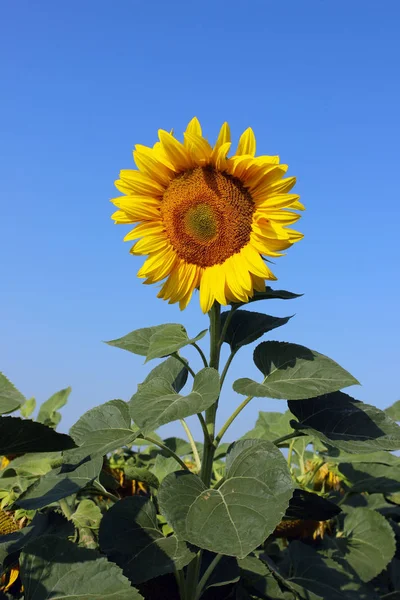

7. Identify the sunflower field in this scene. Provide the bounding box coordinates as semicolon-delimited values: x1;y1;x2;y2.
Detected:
1;120;400;600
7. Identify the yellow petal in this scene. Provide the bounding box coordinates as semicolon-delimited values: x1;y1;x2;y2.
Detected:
291;199;305;211
138;247;177;281
254;208;301;225
111;209;135;224
241;244;277;279
199;270;216;313
124;222;165;241
255;193;301;209
111;196;161;221
250;232;285;257
116;170;165;196
213;142;231;171
158;130;193;172
184;132;213;164
267;176;297;195
251;274;266;293
133;148;172;187
248;166;289;196
184;117;202;138
236;127;256;156
130;235;168;255
212;122;231;157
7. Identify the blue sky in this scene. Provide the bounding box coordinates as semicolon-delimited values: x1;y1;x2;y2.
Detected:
1;0;399;441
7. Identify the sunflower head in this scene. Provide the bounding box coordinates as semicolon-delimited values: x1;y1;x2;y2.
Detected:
112;118;304;312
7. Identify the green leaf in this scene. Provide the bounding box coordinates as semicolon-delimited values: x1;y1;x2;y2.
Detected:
150;455;182;483
200;552;240;591
67;400;137;462
162;436;193;456
106;323;207;362
158;440;293;558
239;556;296;599
221;310;292;352
339;462;400;494
232;286;302;306
234;341;359;400
123;466;159;489
323;449;400;466
20;397;36;418
0;372;26;415
281;541;377;600
242;411;293;443
143;356;188;393
385;400;400;421
36;387;71;428
288;392;400;453
286;488;341;521
333;508;396;582
145;323;207;362
1;452;56;478
0;416;75;454
99;496;194;584
15;454;103;509
0;512;73;568
71;499;102;530
130;367;219;434
20;535;143;599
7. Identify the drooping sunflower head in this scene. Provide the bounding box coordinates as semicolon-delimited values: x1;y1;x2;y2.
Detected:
112;118;304;312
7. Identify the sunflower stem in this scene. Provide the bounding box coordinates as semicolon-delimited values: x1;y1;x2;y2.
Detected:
140;435;190;471
180;419;201;472
201;303;221;484
219;349;237;390
172;352;196;378
192;342;209;368
214;395;254;447
194;554;223;600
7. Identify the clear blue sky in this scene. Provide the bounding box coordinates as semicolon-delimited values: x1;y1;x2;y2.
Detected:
1;1;399;441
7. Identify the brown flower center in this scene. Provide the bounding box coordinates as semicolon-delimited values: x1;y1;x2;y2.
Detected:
161;166;254;267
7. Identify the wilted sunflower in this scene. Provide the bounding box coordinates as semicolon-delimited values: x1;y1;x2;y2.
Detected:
112;118;304;312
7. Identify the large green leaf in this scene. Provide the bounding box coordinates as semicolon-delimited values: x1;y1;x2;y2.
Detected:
0;512;73;568
15;454;103;509
37;387;71;428
0;416;75;454
123;466;160;489
20;535;143;599
67;400;138;462
280;541;378;600
106;323;207;362
288;392;400;453
242;411;293;443
385;400;400;421
239;556;296;599
142;356;188;392
71;499;102;530
145;324;207;362
130;368;219;433
221;310;291;352
20;397;36;418
99;496;194;584
286;488;341;521
332;508;396;582
150;454;184;483
0;372;26;415
233;342;358;400
158;440;293;558
339;462;400;494
323;449;400;466
232;286;302;306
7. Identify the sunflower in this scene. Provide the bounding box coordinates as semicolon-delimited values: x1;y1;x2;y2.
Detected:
112;118;304;312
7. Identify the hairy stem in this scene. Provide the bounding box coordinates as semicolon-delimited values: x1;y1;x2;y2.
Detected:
194;554;223;600
219;349;237;390
192;342;208;368
180;419;201;472
141;435;190;471
214;395;254;447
